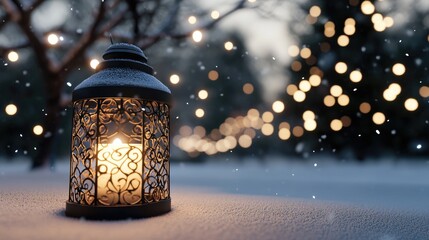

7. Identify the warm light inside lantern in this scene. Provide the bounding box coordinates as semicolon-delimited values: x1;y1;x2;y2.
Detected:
96;138;143;205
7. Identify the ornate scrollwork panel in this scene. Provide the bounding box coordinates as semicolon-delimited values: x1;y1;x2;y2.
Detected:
143;101;170;203
69;99;98;205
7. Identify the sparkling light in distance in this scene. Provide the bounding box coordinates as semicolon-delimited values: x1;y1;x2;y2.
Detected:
170;74;180;84
330;119;343;131
272;101;285;113
372;112;386;125
33;125;44;135
211;11;220;19
5;104;17;115
224;41;234;51
8;51;19;62
198;90;208;100
208;70;219;81
188;16;197;24
90;59;100;69
195;108;205;118
309;5;321;17
392;63;406;76
243;83;254;94
192;30;203;42
361;1;375;15
349;70;362;82
404;98;418;111
47;33;59;45
335;62;348;74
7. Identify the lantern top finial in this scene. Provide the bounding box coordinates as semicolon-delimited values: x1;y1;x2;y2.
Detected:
103;43;148;63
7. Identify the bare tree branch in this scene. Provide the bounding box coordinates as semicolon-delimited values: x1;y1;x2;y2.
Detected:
96;6;128;39
57;1;107;72
125;0;140;41
3;0;54;74
138;0;248;49
1;0;20;21
0;41;29;54
140;0;161;35
27;0;44;13
196;0;247;30
9;0;23;13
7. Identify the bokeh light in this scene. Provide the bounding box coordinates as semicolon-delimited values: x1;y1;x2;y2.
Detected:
293;90;306;102
33;125;44;135
324;21;335;37
388;83;402;95
300;48;311;59
195;108;205;118
5;104;17;116
337;35;350;47
372;112;386;125
278;128;291;140
330;119;343;131
404;98;418;111
337;94;350;106
309;75;321;86
292;126;304;137
349;70;362;82
261;123;274;136
243;83;254;94
188;16;197;24
335;62;348;74
211;10;220;19
324;95;336;107
272;101;285;113
192;30;203;42
170;74;180;84
287;84;298;95
392;63;406;76
224;41;234;51
90;59;100;69
330;85;343;97
302;110;315;120
238;135;252;148
304;120;317;131
299;80;311;92
47;33;59;45
359;102;371;114
419;86;429;98
361;1;375;15
262;111;274;123
288;45;300;57
208;70;219;81
198;90;208;100
8;51;19;62
309;5;321;17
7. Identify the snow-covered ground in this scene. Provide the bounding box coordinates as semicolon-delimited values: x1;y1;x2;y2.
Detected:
1;157;429;239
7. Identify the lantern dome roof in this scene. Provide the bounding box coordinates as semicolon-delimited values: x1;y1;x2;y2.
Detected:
73;43;171;103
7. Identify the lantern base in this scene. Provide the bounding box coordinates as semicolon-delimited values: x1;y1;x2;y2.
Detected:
65;199;171;220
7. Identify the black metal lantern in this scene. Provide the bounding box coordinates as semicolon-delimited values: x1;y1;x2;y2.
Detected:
65;43;171;219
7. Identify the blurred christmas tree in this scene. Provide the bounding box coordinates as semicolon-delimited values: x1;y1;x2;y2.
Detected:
149;31;264;160
280;0;429;159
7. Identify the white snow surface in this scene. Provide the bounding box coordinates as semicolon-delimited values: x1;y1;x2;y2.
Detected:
1;158;429;240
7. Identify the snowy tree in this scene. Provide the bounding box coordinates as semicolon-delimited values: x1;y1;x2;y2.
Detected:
149;31;264;160
279;0;429;159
